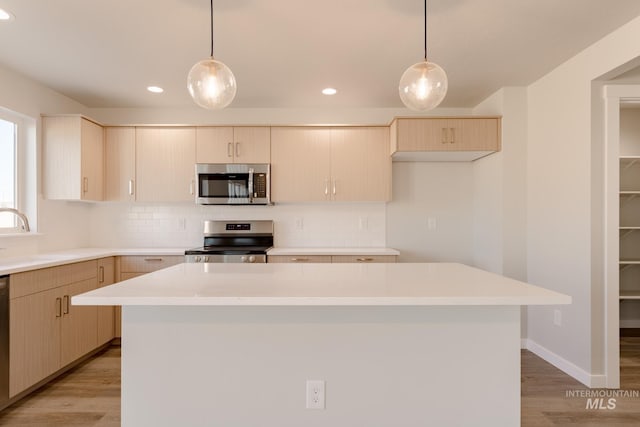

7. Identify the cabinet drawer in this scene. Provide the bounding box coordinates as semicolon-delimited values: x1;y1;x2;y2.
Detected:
331;255;397;263
267;255;332;263
10;260;98;299
119;256;183;273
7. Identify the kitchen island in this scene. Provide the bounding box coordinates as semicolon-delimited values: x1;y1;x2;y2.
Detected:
73;262;570;427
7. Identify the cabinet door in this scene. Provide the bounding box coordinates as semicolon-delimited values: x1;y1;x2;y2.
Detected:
60;278;98;367
331;255;397;263
9;288;61;397
97;257;116;345
396;118;450;151
459;118;500;151
105;127;136;201
267;255;332;263
271;127;331;202
136;127;196;202
233;127;271;163
196;127;234;163
80;118;104;201
330;127;391;202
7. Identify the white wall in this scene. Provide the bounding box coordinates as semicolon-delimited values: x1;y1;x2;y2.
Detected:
526;15;640;384
0;64;93;258
471;88;528;280
386;162;474;263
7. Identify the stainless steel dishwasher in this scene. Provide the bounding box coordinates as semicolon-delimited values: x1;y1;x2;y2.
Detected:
0;275;8;408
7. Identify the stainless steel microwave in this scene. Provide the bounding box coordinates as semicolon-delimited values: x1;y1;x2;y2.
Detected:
195;163;271;205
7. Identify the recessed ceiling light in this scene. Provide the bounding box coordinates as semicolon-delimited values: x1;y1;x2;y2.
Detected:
322;88;337;96
0;8;15;21
147;86;164;93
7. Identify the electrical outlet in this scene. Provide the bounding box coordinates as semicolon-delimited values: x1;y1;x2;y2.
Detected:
427;217;437;230
358;216;368;230
553;309;562;326
306;380;325;409
295;217;304;230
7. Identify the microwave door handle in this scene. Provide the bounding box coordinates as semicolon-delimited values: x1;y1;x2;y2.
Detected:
248;168;254;203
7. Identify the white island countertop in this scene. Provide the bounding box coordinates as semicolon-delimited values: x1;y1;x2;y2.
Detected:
73;262;571;307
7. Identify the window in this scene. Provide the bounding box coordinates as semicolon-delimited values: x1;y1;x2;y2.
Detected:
0;116;17;229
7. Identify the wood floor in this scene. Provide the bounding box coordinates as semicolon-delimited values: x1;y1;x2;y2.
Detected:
0;338;639;426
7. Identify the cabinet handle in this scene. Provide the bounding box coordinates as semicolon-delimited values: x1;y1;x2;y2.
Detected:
144;258;164;262
99;266;105;283
235;142;240;157
83;177;88;193
63;295;70;315
55;297;62;318
190;179;195;195
227;142;233;157
441;128;448;144
356;258;374;262
324;179;329;196
128;179;135;196
332;180;336;196
291;258;309;262
450;128;455;144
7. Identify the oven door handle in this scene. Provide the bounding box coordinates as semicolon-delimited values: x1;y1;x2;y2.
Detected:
248;168;254;203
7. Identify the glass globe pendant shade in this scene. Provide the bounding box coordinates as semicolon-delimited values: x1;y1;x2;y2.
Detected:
399;60;448;111
187;57;237;109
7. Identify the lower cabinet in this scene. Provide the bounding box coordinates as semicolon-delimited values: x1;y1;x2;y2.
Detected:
114;255;184;336
96;257;116;346
268;255;397;263
9;261;98;397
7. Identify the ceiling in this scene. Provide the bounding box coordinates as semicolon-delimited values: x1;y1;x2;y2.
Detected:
1;0;640;109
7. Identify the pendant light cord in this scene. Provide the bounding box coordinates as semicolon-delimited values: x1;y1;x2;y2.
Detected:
210;0;214;58
424;0;427;61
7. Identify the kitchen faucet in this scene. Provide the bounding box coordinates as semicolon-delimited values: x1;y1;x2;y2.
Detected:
0;208;31;232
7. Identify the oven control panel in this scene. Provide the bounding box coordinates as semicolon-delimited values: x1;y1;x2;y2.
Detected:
226;223;251;231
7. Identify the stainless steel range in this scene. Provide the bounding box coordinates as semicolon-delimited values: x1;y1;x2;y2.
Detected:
185;220;273;263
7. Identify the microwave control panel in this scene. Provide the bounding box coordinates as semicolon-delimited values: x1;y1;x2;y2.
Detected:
254;173;267;198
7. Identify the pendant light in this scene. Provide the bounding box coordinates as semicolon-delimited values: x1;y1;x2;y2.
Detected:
399;0;447;111
187;0;237;109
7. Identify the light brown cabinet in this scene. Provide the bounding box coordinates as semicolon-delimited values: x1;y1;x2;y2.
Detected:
43;115;104;201
96;257;116;345
390;117;501;161
267;255;332;263
196;126;270;164
271;127;391;202
135;127;196;202
105;127;136;201
114;255;184;336
267;255;397;263
9;261;98;397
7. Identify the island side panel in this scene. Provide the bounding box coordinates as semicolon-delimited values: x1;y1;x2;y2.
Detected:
121;305;520;427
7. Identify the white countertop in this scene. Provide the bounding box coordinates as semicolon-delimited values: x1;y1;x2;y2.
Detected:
0;248;186;275
73;262;571;307
266;247;399;256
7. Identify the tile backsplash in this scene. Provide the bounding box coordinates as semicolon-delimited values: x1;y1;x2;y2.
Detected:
89;202;387;249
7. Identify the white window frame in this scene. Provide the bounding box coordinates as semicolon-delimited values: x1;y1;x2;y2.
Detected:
0;109;24;233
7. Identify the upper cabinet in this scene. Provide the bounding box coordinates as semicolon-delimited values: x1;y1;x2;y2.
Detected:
135;127;196;202
271;127;391;202
196;126;270;164
105;127;136;202
390;117;501;161
43;116;104;201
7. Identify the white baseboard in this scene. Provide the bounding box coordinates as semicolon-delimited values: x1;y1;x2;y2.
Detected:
522;338;607;388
